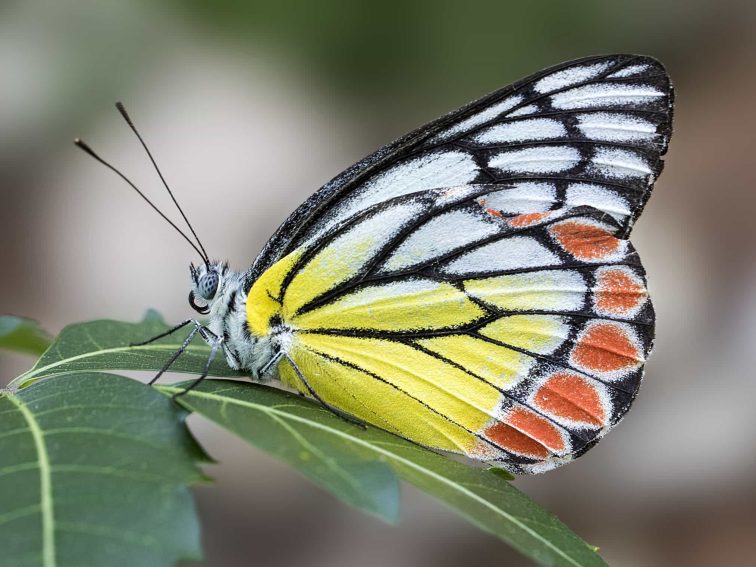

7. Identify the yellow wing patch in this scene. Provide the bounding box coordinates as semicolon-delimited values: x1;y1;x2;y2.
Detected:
292;279;485;332
479;315;569;355
278;342;481;453
246;249;303;336
414;334;532;390
464;270;586;312
293;334;500;430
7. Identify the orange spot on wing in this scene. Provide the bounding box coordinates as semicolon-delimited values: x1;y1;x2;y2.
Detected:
535;372;606;427
507;212;550;227
550;220;621;260
595;268;647;315
485;207;504;218
485;407;565;459
571;322;641;374
484;422;550;459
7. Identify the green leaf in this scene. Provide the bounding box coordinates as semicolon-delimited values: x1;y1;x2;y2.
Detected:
162;380;607;567
0;316;52;357
486;466;516;482
10;313;241;388
0;373;208;567
166;382;401;524
6;313;402;524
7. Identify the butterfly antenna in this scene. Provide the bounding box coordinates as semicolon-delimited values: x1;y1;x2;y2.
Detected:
115;102;210;264
73;138;209;262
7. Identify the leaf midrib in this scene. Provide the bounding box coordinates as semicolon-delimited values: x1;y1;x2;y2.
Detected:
11;344;212;387
163;386;588;567
4;391;55;567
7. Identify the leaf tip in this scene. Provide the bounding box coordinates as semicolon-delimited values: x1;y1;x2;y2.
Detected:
141;308;166;324
485;466;515;482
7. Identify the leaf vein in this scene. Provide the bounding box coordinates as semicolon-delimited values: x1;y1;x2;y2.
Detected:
3;392;56;566
0;503;42;526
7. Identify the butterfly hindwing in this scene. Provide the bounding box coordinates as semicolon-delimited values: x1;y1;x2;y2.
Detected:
248;185;653;473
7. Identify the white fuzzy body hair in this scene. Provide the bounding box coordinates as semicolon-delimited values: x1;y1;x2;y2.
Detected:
193;263;276;380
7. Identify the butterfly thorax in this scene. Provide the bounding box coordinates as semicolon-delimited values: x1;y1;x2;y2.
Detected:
196;262;276;378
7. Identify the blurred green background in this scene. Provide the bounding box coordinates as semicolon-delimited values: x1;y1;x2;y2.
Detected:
2;1;755;565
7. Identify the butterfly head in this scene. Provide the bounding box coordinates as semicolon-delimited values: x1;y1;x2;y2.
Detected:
189;261;229;315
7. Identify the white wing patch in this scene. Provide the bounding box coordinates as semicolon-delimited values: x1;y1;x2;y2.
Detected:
590;148;652;179
550;84;665;110
431;96;524;142
565;183;631;223
576;113;658;143
489;146;580;174
534;61;611;93
478;183;556;213
434;185;486;206
606;64;650;78
381;209;499;272
472;118;566;144
508;104;540;117
347;151;478;215
441;236;559;275
308;151;479;244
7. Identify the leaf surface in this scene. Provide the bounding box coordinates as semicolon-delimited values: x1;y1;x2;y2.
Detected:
0;373;208;567
0;316;52;357
164;380;607;567
10;312;240;388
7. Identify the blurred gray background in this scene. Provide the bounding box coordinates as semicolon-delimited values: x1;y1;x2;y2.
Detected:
1;1;755;565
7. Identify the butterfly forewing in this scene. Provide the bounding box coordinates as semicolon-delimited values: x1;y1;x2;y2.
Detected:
249;54;672;283
245;54;672;473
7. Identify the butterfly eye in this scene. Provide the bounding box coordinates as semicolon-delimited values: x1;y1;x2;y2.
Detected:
197;271;219;301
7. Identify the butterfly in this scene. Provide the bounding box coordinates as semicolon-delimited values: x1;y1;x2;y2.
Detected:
76;54;673;474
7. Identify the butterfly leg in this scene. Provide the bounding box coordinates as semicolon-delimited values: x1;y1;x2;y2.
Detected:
147;325;200;385
283;353;367;429
172;335;223;400
129;318;194;347
259;350;284;378
141;321;220;389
